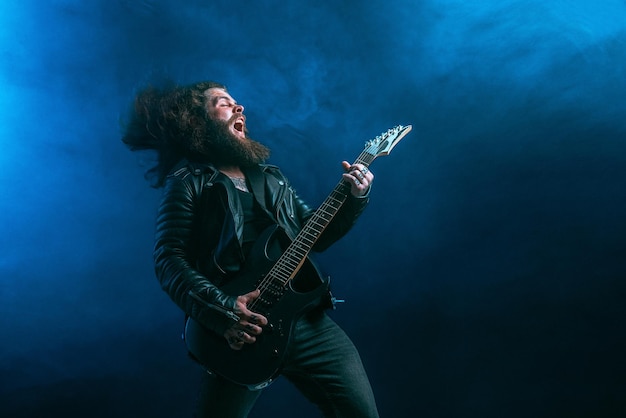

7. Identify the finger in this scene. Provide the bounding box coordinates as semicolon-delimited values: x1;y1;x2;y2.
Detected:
226;328;255;345
243;291;268;320
241;322;263;336
243;289;260;301
236;290;269;325
342;172;364;188
342;172;358;187
246;312;268;326
350;165;373;189
347;165;367;180
344;162;361;175
236;330;257;344
360;167;373;183
341;162;371;189
351;165;372;181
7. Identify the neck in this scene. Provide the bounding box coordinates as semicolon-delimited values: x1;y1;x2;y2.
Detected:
218;166;249;192
218;165;244;179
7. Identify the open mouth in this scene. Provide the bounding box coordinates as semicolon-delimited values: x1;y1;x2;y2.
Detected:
233;118;245;134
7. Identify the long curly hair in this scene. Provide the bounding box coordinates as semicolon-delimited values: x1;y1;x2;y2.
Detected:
121;81;226;187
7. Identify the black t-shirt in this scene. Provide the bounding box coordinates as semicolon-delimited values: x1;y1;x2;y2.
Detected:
237;188;274;256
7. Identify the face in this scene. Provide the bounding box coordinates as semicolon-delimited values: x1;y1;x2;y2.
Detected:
197;86;270;168
203;87;246;141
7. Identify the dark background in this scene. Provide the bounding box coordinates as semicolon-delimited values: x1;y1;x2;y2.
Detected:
1;1;625;417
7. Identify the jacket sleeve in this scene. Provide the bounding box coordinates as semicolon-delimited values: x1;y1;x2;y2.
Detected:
153;169;238;336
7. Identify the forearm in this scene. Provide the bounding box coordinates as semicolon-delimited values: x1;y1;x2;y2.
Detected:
155;243;238;333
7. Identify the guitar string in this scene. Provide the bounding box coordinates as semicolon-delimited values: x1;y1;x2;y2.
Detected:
255;151;374;292
257;126;405;293
252;127;405;302
248;126;409;310
263;155;370;282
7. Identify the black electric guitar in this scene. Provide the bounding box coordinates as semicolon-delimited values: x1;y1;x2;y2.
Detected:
184;124;412;389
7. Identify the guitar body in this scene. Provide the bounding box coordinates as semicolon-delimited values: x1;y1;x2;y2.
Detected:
184;225;330;389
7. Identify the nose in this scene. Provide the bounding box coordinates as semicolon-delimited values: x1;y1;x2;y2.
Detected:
233;103;244;113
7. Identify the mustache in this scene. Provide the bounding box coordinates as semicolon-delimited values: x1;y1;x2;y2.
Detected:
229;114;245;124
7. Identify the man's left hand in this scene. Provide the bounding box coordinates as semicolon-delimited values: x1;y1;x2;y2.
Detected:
342;161;373;197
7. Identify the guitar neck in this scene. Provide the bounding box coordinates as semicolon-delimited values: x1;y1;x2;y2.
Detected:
265;152;375;285
258;124;411;289
297;153;375;251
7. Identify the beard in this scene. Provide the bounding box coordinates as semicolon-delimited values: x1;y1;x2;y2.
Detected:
187;115;270;168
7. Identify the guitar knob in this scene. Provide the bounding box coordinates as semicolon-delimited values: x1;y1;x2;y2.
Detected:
272;348;280;357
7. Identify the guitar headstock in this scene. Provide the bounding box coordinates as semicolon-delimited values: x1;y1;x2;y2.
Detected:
364;125;412;158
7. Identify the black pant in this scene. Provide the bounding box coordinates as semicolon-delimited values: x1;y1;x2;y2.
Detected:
195;311;379;418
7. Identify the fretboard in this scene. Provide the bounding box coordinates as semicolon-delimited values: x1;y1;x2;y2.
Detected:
263;153;375;287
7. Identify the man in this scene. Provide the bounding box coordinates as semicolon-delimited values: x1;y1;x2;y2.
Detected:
122;81;379;417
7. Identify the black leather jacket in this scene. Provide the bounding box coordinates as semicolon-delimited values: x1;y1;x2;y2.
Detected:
153;159;369;336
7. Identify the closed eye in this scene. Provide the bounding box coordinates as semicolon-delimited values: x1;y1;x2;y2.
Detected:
214;96;236;107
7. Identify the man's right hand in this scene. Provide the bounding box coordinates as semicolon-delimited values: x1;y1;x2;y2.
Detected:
223;289;268;350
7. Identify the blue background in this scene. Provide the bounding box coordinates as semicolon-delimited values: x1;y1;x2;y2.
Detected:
1;1;625;416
